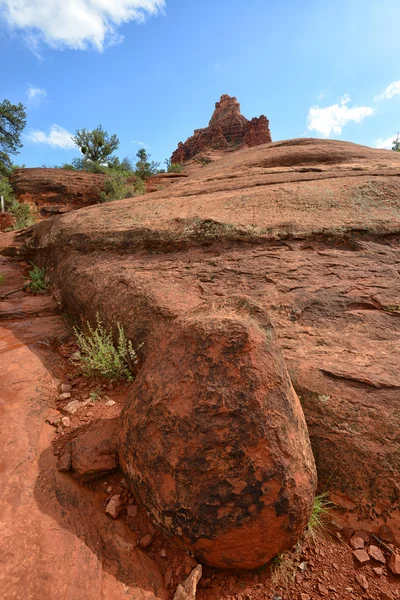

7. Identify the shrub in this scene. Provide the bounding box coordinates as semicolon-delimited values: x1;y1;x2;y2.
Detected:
73;314;140;381
99;172;136;202
0;273;5;284
0;175;35;229
134;176;146;196
26;265;48;293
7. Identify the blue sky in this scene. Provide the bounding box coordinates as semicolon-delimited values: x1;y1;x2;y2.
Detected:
1;0;399;168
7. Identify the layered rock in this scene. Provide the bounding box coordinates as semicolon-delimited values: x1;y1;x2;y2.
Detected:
9;168;107;215
28;138;400;542
171;94;271;164
119;299;316;569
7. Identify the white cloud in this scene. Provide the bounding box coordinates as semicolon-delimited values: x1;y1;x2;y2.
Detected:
26;124;75;149
27;84;47;105
0;0;165;52
132;140;149;147
374;80;400;101
307;94;374;137
374;134;398;150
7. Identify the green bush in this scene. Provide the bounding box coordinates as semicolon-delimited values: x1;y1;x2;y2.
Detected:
73;314;140;381
0;176;35;229
99;172;136;202
26;265;48;293
134;177;146;196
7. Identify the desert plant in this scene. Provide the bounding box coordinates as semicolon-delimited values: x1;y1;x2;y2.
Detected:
135;148;160;179
73;314;140;381
392;133;400;152
99;172;136;202
0;176;35;229
26;265;48;293
134;176;146;196
164;158;182;173
307;493;333;542
0;274;5;284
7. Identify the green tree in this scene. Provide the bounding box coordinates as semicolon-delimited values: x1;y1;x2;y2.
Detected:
392;133;400;152
73;125;119;164
135;148;160;179
0;99;27;175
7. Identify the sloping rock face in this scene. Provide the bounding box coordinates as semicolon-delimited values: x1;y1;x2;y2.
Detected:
171;94;271;164
9;168;107;214
29;138;400;543
120;299;316;569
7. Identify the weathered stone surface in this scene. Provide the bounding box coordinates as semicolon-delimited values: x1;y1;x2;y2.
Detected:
71;418;119;481
9;168;107;214
120;299;316;569
171;94;271;163
30;138;400;539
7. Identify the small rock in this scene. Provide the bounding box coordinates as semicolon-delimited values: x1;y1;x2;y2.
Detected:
105;399;116;407
63;399;89;414
184;565;192;575
388;553;400;576
148;523;156;536
354;530;370;543
355;573;369;591
369;545;386;564
56;426;63;434
353;549;370;565
70;351;81;361
373;567;384;576
59;392;71;401
127;504;138;518
160;549;166;558
61;416;71;428
300;594;311;600
107;486;112;492
342;527;355;540
60;383;72;393
105;494;123;519
350;536;365;549
57;452;72;472
380;592;393;600
165;566;173;587
317;583;328;596
185;555;198;569
380;525;395;544
139;534;153;548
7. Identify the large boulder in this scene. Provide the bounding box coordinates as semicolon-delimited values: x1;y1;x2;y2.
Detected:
119;299;317;569
29;138;400;536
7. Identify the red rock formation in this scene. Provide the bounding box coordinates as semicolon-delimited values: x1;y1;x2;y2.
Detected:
30;139;400;541
171;94;272;163
119;299;316;569
9;168;107;214
0;213;15;231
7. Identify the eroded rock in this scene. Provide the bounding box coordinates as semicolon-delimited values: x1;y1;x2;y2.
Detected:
120;299;316;569
71;419;119;481
171;94;271;164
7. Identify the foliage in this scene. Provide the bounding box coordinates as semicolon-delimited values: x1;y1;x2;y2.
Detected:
62;163;76;170
73;314;140;381
134;176;146;195
0;99;27;175
135;148;160;179
99;172;136;202
71;157;108;173
392;133;400;152
26;265;48;293
0;175;35;229
0;273;5;284
107;155;134;174
307;493;333;542
73;125;119;164
164;158;182;173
